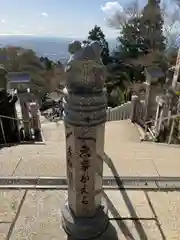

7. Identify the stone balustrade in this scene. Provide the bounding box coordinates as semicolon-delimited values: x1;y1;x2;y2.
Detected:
106;101;132;121
106;96;146;126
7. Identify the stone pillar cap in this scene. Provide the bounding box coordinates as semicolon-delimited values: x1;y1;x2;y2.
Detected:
67;40;102;63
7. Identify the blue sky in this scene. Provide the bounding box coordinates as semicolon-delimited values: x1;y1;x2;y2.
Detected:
0;0;175;38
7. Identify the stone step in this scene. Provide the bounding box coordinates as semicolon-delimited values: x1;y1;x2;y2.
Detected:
41;119;140;143
1;120;180;179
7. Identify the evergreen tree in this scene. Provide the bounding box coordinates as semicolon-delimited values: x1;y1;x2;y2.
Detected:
87;25;110;65
140;0;166;52
40;57;53;70
118;16;148;59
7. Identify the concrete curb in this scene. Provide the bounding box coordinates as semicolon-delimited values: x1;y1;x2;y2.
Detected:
0;176;180;190
40;130;46;144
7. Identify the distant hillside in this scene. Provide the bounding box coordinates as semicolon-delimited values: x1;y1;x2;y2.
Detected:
0;45;65;97
0;35;117;63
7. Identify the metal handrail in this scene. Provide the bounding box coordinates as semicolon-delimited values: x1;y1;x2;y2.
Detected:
0;114;30;123
144;113;180;141
146;126;156;140
0;118;6;143
0;114;26;144
145;113;180;125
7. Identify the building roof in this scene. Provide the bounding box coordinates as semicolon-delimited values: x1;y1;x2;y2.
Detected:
7;72;31;83
145;67;164;79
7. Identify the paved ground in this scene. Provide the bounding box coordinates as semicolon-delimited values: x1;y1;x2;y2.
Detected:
1;120;180;177
1;189;180;239
1;119;180;239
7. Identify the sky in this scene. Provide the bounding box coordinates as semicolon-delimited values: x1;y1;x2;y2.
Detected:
0;0;176;38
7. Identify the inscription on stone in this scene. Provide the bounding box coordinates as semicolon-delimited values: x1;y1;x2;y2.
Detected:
77;136;96;141
67;146;73;168
81;63;95;84
66;126;73;188
79;142;91;205
67;144;73;188
82;63;89;76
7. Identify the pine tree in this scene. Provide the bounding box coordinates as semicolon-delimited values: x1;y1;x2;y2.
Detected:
87;25;110;65
140;0;166;52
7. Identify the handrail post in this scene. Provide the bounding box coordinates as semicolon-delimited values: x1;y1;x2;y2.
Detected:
168;119;175;144
29;102;41;140
154;103;160;132
157;107;164;134
0;117;6;144
131;95;139;123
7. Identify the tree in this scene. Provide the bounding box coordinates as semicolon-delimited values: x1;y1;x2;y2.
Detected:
174;0;180;8
117;0;166;58
87;25;110;65
106;0;179;49
40;57;53;70
118;16;148;59
140;0;166;52
106;61;131;106
161;1;180;44
0;46;63;98
105;0;141;29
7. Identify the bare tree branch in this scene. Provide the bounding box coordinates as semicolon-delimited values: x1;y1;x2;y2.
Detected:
161;0;180;44
105;0;141;29
125;0;141;18
105;13;127;29
174;0;180;8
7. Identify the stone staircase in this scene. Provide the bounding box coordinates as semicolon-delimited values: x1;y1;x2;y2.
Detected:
0;119;143;177
1;117;180;179
41;120;65;142
2;117;180;239
41;118;140;143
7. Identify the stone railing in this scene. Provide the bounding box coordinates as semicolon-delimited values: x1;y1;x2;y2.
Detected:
106;95;146;126
106;101;132;121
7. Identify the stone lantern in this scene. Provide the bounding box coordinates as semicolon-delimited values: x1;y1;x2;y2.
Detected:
0;65;8;91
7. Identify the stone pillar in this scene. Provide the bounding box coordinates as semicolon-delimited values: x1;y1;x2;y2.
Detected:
0;66;7;143
170;47;180;142
0;65;7;91
0;117;6;143
131;95;139;123
172;47;180;90
29;102;41;139
157;106;164;133
18;91;31;140
144;82;152;121
61;41;109;239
